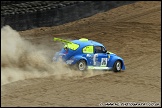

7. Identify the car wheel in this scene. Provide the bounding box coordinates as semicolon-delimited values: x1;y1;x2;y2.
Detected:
113;60;121;72
77;60;87;71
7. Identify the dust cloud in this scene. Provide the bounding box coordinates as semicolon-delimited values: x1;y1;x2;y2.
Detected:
1;26;103;86
1;25;81;85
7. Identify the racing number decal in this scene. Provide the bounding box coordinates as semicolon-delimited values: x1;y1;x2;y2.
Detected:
101;58;107;67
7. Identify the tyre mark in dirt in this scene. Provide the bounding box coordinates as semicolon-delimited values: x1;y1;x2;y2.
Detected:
110;5;161;22
125;54;160;70
128;54;160;71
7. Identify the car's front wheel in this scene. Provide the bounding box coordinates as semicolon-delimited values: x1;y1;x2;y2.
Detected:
113;60;122;72
77;60;87;71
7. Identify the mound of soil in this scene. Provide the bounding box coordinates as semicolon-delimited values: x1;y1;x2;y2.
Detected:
1;1;161;107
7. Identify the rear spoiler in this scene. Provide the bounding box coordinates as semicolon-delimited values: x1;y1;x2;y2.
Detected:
53;37;72;44
53;37;79;50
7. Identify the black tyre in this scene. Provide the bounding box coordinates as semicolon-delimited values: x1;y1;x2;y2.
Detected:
113;60;122;72
77;60;87;71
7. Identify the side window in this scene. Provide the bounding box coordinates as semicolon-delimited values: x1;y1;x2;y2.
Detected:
94;46;106;53
83;45;94;54
64;43;79;50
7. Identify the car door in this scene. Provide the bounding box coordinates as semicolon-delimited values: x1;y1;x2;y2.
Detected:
82;45;94;66
93;46;109;67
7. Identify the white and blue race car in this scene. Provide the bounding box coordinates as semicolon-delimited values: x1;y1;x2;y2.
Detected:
53;37;125;72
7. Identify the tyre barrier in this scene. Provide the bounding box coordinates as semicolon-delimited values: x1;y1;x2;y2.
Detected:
1;1;137;31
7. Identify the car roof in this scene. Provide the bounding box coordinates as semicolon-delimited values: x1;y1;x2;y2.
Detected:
71;38;104;47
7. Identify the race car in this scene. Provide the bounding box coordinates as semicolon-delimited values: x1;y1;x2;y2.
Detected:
53;37;125;72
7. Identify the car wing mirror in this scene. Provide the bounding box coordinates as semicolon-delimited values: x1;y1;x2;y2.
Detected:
106;50;110;54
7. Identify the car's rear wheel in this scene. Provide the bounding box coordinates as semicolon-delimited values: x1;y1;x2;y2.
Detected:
113;60;122;72
77;60;87;71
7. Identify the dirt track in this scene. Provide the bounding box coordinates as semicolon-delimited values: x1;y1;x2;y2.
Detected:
1;1;161;107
